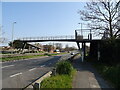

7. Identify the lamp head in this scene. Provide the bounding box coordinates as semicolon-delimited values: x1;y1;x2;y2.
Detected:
13;22;17;24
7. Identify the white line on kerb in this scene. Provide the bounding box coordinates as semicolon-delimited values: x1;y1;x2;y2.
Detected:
1;65;14;69
29;68;36;71
10;72;22;78
40;65;45;67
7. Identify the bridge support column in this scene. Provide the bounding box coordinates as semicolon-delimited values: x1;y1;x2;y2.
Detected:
81;42;86;62
82;43;84;62
21;42;27;53
83;42;86;58
76;42;80;52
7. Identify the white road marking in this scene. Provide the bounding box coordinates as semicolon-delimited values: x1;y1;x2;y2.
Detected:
40;65;45;67
10;72;22;78
29;68;36;71
1;65;14;69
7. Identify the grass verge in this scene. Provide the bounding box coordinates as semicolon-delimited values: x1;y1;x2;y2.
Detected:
1;52;67;62
1;54;45;62
40;69;76;88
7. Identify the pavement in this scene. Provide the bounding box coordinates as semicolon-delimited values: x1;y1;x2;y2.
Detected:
72;55;111;88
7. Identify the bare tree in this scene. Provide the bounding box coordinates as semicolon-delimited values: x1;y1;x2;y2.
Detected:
64;44;69;52
78;0;120;39
55;43;63;51
0;25;8;44
64;44;77;51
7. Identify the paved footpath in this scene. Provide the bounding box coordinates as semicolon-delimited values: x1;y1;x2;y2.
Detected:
72;56;111;88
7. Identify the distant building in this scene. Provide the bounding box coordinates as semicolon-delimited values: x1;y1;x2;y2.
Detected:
43;45;55;53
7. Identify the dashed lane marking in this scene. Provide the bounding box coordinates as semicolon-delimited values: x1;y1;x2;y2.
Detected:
1;65;14;69
40;65;45;67
29;68;36;71
10;72;22;78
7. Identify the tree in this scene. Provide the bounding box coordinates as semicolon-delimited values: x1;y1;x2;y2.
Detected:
64;44;69;51
34;43;43;49
9;40;29;49
9;40;24;49
43;44;54;52
78;0;120;39
64;44;76;51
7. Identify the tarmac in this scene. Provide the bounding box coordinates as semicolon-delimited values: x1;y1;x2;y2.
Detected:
72;56;111;89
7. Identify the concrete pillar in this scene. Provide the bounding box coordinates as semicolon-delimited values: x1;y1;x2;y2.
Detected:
81;42;86;62
83;42;86;58
81;43;84;62
76;42;80;52
33;83;40;90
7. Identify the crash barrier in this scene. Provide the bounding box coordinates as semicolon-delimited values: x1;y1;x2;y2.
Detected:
68;53;79;62
24;71;52;90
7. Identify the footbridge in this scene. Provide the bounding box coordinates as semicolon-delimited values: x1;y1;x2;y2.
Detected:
18;29;100;42
16;29;101;62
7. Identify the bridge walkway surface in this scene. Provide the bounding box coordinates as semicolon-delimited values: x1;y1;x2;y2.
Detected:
72;55;111;88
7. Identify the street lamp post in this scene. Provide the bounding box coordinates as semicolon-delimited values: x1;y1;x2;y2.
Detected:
78;23;83;35
12;22;16;49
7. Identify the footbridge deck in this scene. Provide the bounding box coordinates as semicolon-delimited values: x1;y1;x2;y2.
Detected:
18;35;100;43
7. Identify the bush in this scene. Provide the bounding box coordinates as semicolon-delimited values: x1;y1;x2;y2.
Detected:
89;39;120;65
100;39;120;65
47;54;51;56
44;53;48;55
94;63;120;88
102;65;120;88
56;61;73;75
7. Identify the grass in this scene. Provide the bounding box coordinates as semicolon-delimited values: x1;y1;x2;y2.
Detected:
41;69;76;88
1;54;45;62
1;52;67;62
92;62;120;88
41;75;72;88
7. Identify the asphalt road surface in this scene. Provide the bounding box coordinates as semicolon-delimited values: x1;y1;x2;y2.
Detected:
2;54;71;88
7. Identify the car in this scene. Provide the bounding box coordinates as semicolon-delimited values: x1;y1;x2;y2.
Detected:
54;49;60;53
71;52;75;55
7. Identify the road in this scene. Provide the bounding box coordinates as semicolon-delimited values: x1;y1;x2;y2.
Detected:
2;54;71;88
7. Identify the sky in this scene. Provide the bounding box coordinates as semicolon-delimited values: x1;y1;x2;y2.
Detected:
2;2;89;47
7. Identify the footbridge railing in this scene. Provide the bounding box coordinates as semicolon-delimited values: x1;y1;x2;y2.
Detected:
18;35;75;41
